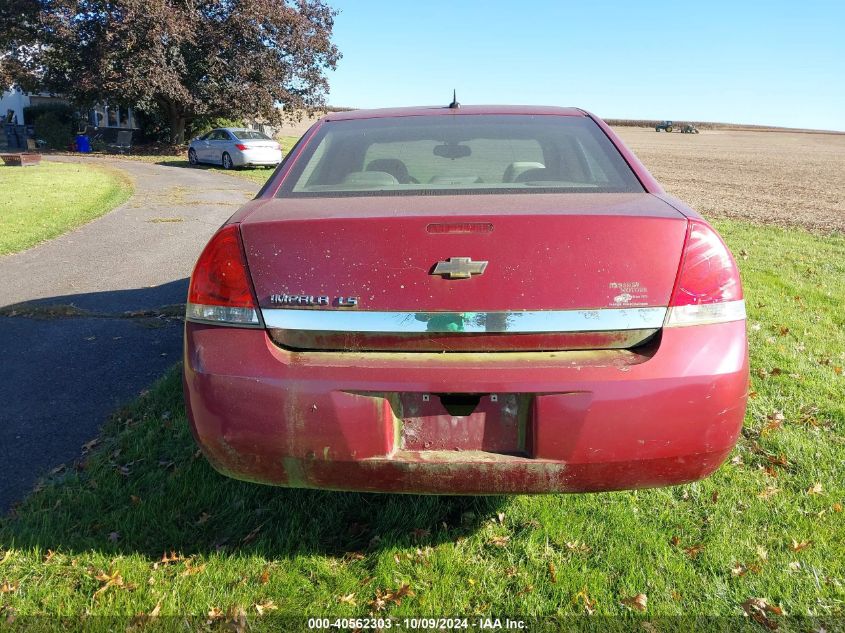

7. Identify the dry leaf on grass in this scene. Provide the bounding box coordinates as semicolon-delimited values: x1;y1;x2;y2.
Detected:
489;535;510;547
564;540;592;553
573;587;595;615
789;539;812;552
254;599;278;615
259;568;271;584
93;570;134;598
0;581;18;594
338;593;356;606
684;544;705;559
758;486;780;499
368;584;414;611
807;483;824;495
548;562;557;583
621;593;648;612
742;597;784;630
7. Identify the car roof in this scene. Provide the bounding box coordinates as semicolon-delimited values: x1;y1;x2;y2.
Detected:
320;105;587;122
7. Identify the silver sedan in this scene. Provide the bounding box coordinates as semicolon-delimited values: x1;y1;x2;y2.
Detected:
188;128;283;169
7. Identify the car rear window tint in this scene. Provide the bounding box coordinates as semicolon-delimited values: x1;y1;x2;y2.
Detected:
279;115;643;197
233;130;272;140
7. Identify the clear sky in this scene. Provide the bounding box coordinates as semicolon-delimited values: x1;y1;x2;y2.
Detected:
325;0;845;131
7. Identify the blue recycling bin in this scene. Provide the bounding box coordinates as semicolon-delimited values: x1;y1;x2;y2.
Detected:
76;134;91;153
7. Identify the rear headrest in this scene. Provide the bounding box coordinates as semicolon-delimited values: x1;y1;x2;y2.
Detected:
342;171;398;185
366;158;412;183
502;161;545;183
514;167;551;183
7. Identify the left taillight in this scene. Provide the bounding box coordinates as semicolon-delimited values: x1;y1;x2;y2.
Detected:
186;224;261;326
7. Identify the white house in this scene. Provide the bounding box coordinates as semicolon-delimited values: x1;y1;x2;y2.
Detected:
2;87;138;130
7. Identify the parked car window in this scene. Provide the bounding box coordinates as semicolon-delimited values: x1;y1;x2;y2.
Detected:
209;130;230;141
233;130;272;140
281;115;643;196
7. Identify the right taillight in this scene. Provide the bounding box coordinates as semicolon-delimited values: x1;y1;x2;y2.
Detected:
665;219;746;327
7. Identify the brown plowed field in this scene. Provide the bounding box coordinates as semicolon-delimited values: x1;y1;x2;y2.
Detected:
615;127;845;233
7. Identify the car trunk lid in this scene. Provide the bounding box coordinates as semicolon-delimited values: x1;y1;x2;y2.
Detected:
239;193;687;351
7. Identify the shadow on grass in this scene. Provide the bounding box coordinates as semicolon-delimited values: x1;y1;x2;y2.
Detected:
0;365;508;561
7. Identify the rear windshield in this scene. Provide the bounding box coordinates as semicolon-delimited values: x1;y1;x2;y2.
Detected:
233;130;272;140
278;115;643;197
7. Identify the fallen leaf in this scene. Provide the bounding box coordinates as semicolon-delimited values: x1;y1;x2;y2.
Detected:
516;584;533;596
130;495;141;505
0;581;18;594
410;528;430;541
159;551;183;565
564;540;592;553
196;512;211;525
548;562;557;583
93;570;125;598
684;544;705;559
489;535;510;547
149;602;162;617
833;502;842;513
621;593;648;612
505;566;518;577
181;560;206;576
254;599;278;615
670;535;681;546
496;512;506;524
756;546;768;561
573;587;595;615
742;597;783;630
259;568;271;584
788;561;801;571
789;539;812;552
343;552;365;561
338;593;356;606
368;583;414;611
807;483;823;495
206;607;223;622
758;486;780;500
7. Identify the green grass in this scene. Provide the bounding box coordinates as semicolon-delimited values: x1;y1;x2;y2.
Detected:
113;136;301;185
0;162;133;255
0;219;843;627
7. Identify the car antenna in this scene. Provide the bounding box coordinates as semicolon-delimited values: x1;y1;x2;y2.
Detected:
449;89;460;109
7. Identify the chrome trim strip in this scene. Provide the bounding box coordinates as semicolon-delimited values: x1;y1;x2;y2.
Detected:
262;307;668;334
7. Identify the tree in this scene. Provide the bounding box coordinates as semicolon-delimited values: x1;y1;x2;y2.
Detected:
3;0;341;143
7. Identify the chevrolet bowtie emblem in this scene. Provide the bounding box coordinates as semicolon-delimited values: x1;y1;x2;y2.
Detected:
431;257;488;279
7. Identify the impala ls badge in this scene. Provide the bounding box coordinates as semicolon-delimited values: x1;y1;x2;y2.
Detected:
431;257;488;279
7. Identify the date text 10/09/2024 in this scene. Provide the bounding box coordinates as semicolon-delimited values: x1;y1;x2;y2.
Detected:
307;617;527;630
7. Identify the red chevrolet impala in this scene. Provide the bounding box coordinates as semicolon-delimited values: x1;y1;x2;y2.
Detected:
183;105;748;494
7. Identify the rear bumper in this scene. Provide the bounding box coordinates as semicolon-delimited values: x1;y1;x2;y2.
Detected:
233;148;282;166
183;321;748;494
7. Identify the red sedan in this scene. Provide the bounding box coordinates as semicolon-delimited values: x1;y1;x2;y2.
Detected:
183;105;748;494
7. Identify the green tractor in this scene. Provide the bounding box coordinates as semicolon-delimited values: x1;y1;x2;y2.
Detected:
655;120;673;132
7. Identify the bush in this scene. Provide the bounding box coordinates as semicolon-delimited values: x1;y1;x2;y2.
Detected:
24;103;77;149
187;116;246;140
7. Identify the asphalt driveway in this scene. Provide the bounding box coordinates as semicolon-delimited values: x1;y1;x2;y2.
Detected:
0;157;259;511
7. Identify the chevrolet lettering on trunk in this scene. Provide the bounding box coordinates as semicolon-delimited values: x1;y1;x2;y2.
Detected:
183;104;749;494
